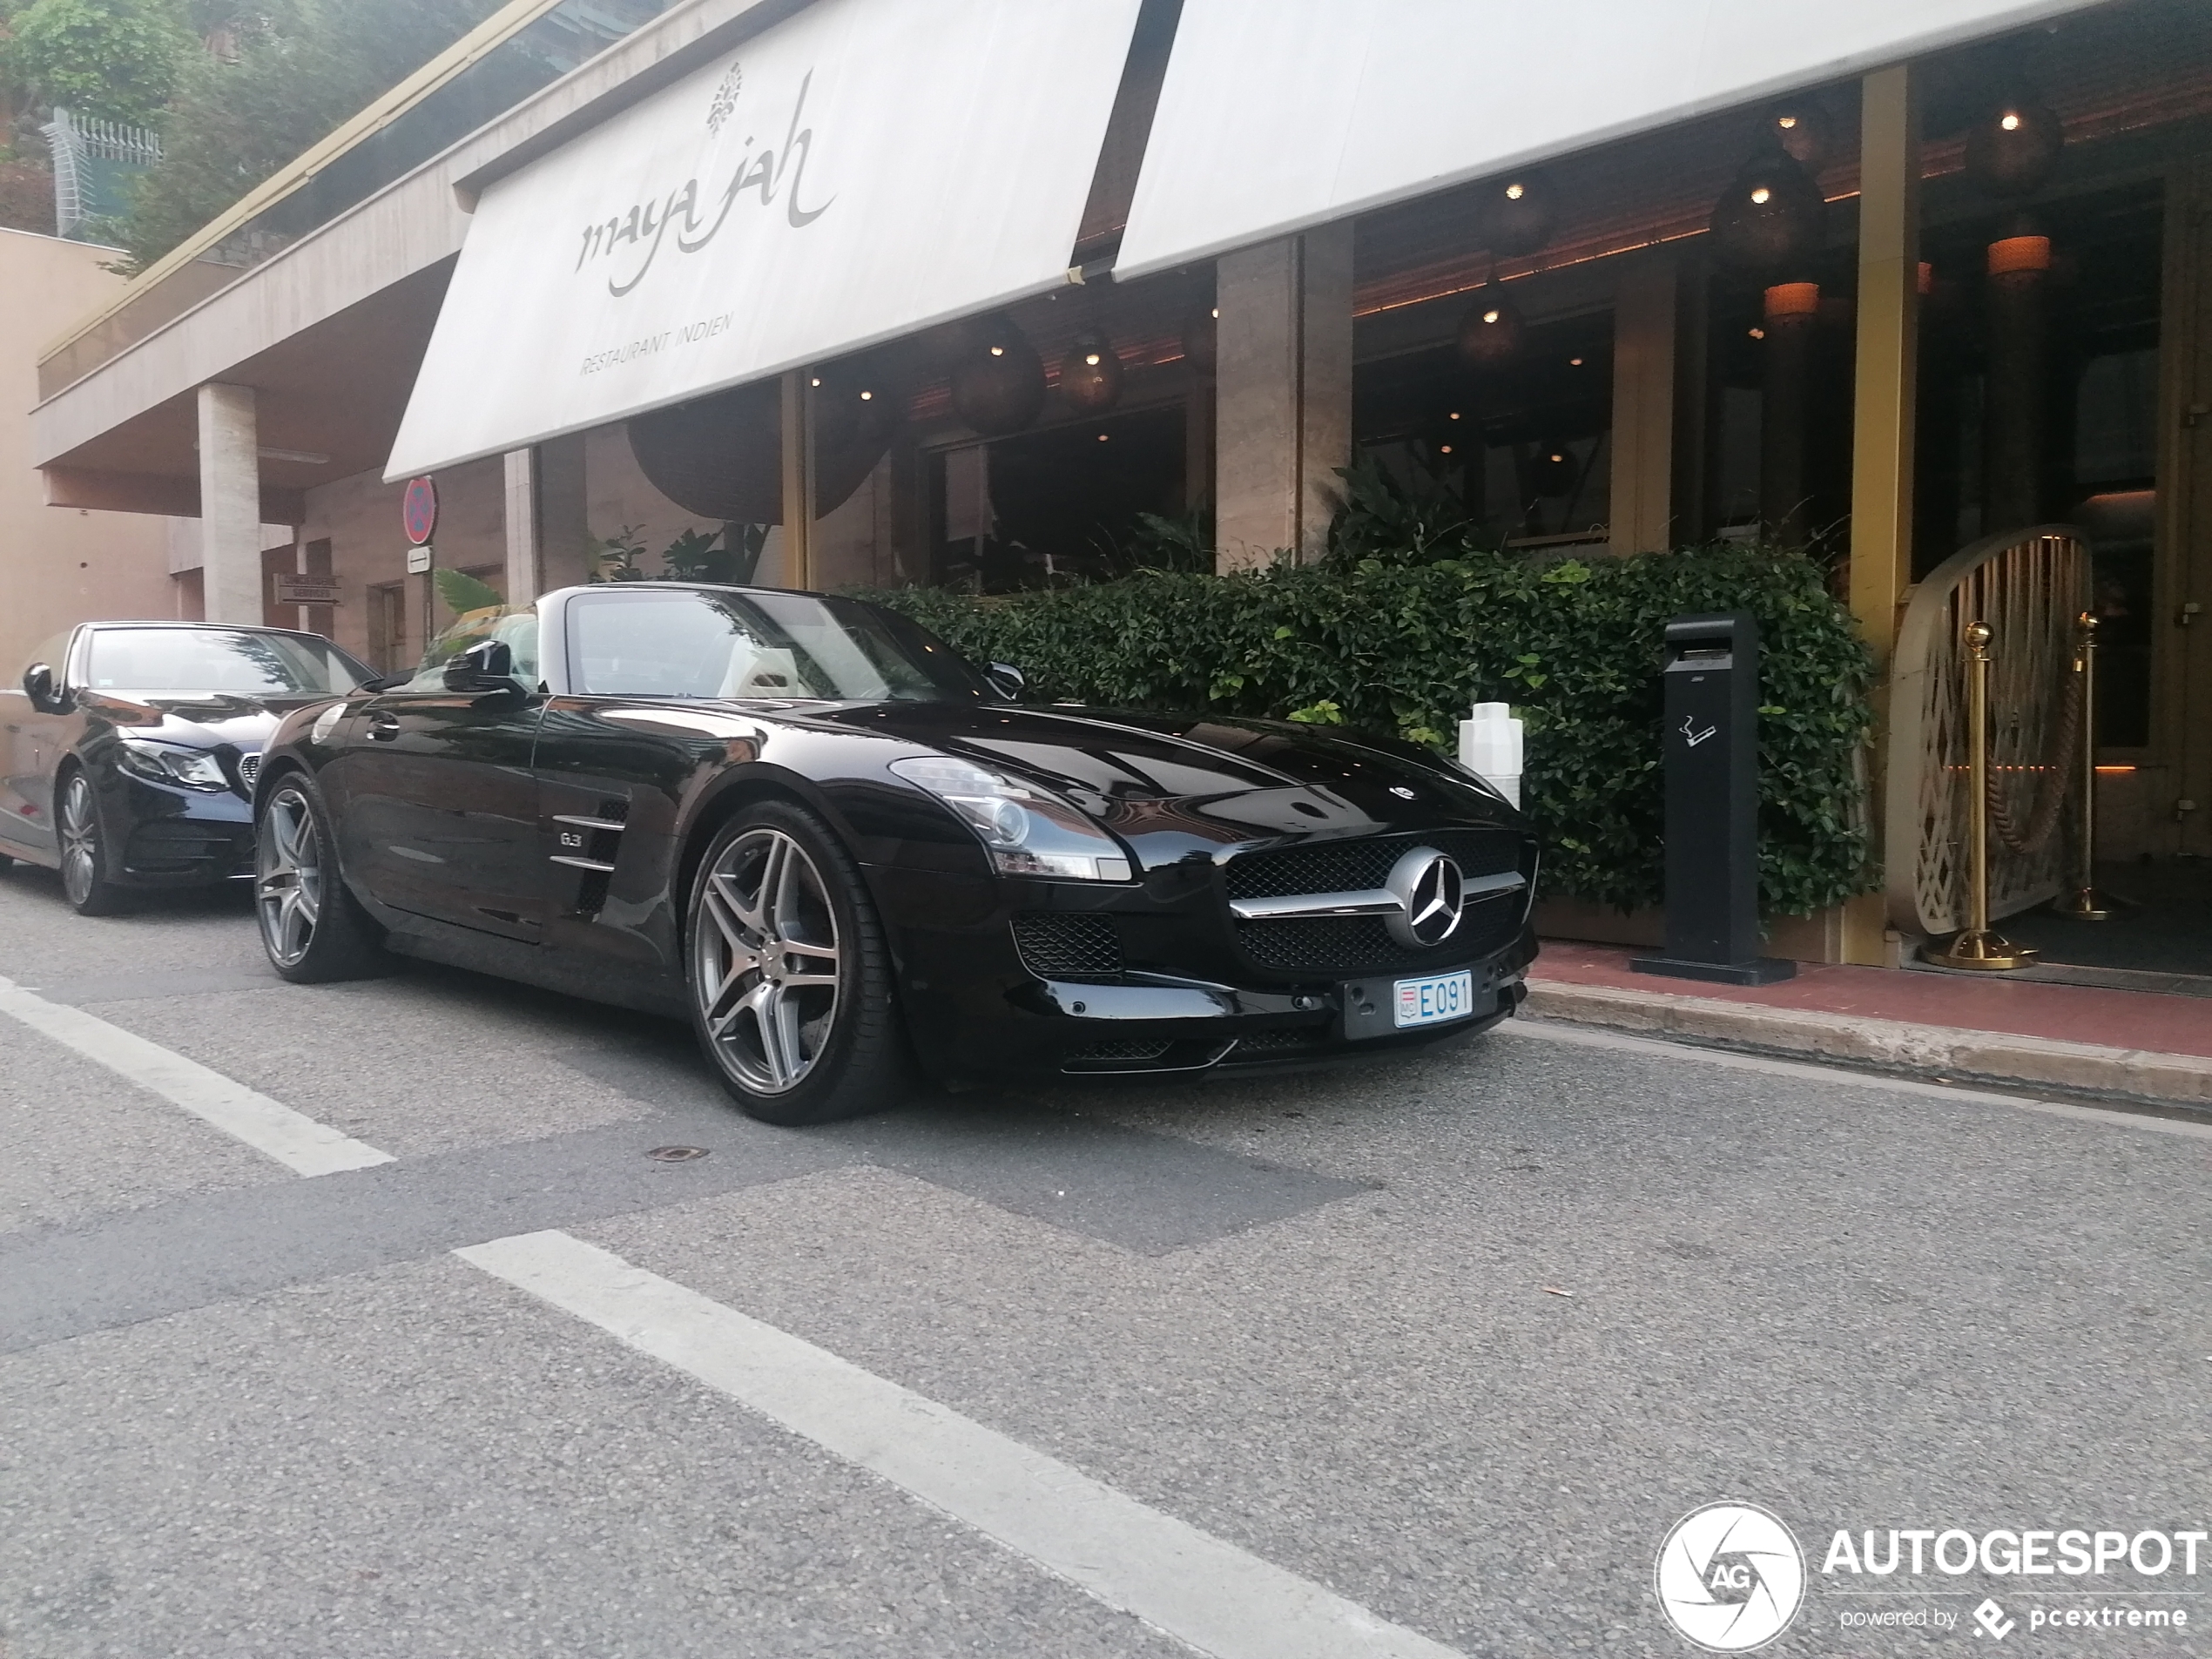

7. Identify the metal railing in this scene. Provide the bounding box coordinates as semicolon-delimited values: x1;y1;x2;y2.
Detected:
1885;524;2092;940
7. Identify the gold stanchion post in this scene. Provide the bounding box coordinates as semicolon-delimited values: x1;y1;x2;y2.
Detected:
2054;609;2109;921
1922;620;2040;970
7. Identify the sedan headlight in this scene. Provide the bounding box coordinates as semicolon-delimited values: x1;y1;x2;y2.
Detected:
117;738;231;792
889;756;1132;881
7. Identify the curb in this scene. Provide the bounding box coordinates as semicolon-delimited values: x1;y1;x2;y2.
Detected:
1522;979;2212;1109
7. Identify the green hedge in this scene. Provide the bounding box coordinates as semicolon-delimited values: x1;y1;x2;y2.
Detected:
870;544;1877;918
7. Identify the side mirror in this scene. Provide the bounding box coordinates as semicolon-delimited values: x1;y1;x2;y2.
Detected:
984;662;1026;702
21;664;57;711
442;638;519;693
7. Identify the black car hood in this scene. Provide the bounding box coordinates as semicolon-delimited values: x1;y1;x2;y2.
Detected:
813;702;1520;871
79;691;331;751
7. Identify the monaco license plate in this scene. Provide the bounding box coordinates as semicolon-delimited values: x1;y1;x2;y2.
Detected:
1394;969;1476;1028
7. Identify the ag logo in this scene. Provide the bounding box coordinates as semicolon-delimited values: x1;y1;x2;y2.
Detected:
1655;1502;1804;1652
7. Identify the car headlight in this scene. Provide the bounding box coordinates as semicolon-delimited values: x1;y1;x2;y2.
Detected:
889;756;1132;881
117;738;231;792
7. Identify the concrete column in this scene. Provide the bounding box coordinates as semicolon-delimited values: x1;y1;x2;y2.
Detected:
1845;61;1922;965
502;448;542;602
779;370;815;589
196;383;262;624
536;433;590;591
1609;253;1677;555
1213;225;1353;570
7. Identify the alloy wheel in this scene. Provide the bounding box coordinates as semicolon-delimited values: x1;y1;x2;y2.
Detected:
59;774;99;907
256;786;324;968
694;826;842;1095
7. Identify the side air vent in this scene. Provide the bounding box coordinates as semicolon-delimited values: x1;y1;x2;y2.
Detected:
549;804;629;915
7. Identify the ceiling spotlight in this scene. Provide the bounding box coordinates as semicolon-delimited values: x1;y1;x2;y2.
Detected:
1750;186;1770;205
809;376;822;387
1096;433;1109;442
2001;111;2021;132
1568;355;1583;367
1505;182;1524;200
860;389;873;400
989;345;1005;356
1439;444;1453;454
1777;115;1797;130
1448;410;1461;420
1483;308;1501;324
1084;353;1101;366
1749;326;1766;339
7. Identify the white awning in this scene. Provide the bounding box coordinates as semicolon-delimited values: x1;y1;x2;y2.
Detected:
1114;0;2080;280
387;0;1143;480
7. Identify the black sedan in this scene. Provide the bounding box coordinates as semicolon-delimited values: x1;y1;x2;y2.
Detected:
251;583;1539;1124
3;621;376;914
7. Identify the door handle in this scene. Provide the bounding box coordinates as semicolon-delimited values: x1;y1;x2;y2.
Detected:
366;712;401;741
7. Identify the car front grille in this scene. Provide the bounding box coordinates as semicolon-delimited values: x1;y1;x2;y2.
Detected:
1012;913;1123;978
1224;829;1526;975
1222;828;1520;900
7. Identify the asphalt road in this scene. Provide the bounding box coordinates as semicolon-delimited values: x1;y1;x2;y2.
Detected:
2;863;2206;1659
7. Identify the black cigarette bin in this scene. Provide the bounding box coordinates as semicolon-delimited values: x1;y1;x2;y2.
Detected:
1629;613;1797;986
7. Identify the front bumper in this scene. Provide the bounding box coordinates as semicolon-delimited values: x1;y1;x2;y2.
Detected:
873;859;1539;1085
102;770;254;887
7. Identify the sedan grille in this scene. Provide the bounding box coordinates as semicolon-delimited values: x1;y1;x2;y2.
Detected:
1012;914;1123;978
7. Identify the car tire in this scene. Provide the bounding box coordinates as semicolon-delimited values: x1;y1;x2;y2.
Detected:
686;799;910;1126
57;768;131;916
256;772;386;982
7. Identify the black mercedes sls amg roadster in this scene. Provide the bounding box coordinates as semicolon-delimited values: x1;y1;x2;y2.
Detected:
250;583;1539;1123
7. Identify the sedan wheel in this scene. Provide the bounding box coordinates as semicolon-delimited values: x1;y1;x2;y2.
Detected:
58;771;127;916
255;777;385;982
688;802;907;1125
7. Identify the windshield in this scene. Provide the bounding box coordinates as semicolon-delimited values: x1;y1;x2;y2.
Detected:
83;628;373;695
566;589;988;703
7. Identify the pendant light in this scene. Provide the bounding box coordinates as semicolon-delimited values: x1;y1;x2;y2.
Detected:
1964;84;2063;198
1058;332;1123;414
950;314;1046;435
1708;141;1826;277
1454;285;1523;368
1477;170;1556;258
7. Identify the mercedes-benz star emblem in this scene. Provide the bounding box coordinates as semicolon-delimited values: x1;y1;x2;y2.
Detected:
1383;846;1465;948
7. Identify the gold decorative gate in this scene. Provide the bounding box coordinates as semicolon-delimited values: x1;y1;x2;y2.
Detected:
1885;526;2092;939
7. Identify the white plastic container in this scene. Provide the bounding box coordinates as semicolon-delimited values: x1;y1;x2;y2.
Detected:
1457;700;1522;809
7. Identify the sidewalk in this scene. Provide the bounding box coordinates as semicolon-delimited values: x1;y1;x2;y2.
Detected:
1524;941;2212;1109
